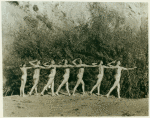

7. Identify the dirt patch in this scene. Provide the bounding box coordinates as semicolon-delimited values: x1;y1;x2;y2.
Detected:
3;94;148;116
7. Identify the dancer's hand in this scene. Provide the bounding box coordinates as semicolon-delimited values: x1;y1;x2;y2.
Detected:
92;63;97;65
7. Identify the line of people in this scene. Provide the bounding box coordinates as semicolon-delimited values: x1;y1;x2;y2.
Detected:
20;59;136;98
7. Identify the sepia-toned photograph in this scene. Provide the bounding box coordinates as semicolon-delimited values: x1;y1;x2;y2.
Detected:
2;1;148;116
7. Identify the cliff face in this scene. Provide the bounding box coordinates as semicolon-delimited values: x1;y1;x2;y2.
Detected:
2;1;148;60
17;2;148;31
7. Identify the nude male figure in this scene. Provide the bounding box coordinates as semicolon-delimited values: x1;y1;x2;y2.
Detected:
55;59;71;96
72;58;87;96
41;60;56;96
89;61;111;95
28;60;45;96
106;61;136;98
20;63;32;97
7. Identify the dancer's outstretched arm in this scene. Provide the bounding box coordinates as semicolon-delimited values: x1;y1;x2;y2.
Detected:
39;65;46;69
103;65;118;69
122;67;137;70
26;67;32;69
32;65;46;69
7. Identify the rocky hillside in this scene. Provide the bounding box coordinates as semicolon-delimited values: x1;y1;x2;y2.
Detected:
2;2;148;60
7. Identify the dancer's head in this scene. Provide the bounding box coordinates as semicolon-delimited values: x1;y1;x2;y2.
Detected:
51;59;55;65
79;59;82;64
99;60;103;65
116;61;121;66
23;64;26;67
20;63;26;67
37;60;40;65
64;59;68;65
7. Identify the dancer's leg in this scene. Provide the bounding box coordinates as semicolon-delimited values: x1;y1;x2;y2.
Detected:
51;80;55;96
81;79;85;95
106;80;119;98
41;78;54;95
20;79;24;97
29;78;39;95
97;84;100;95
56;78;67;95
66;82;71;96
117;83;120;98
22;79;27;97
72;78;81;96
90;77;102;94
90;84;98;94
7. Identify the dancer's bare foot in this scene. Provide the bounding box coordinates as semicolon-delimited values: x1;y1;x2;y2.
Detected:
28;92;32;96
88;92;92;95
106;94;109;98
52;93;56;96
72;93;75;96
40;93;44;96
83;92;86;96
55;92;59;96
96;93;100;96
68;93;71;96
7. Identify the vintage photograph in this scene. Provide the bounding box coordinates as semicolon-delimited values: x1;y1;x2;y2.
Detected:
2;1;148;116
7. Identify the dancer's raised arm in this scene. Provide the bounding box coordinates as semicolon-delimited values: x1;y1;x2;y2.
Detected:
29;60;37;66
72;58;79;65
72;58;86;67
43;62;49;66
107;61;116;66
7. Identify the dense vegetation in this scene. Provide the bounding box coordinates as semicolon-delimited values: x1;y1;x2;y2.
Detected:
3;2;148;98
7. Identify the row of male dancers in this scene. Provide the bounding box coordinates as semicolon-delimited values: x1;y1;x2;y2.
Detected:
20;58;136;98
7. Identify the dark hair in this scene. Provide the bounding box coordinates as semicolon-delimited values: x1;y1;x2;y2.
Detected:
115;60;121;65
98;60;103;65
20;63;26;67
50;59;55;64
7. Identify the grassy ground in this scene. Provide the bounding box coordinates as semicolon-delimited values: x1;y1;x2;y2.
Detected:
3;92;148;116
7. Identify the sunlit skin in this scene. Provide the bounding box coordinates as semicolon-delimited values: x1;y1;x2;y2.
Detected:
72;58;87;96
89;61;112;95
55;59;71;96
28;60;45;96
20;64;32;97
106;61;137;98
41;60;56;96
